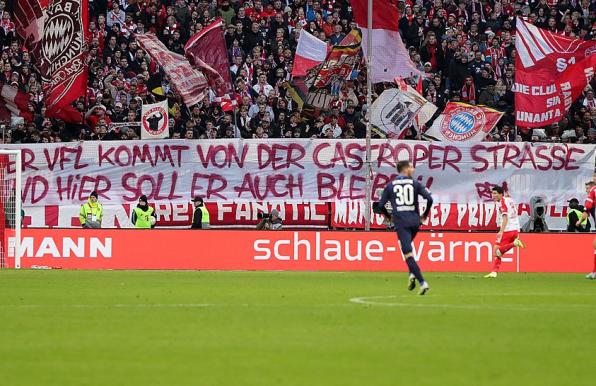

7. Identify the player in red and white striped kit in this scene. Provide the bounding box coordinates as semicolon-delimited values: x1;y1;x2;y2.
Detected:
579;178;596;279
485;186;526;278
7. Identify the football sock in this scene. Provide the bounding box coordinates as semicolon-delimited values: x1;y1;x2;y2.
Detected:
592;251;596;273
492;256;502;272
498;243;515;255
405;257;425;284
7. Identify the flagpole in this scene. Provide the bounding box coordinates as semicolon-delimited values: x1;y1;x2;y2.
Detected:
364;0;373;231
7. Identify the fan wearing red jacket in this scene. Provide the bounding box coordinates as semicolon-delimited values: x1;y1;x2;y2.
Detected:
579;176;596;279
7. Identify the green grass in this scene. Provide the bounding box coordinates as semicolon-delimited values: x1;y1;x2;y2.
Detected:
0;271;595;386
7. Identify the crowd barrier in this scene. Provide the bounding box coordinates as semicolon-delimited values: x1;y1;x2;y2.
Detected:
5;229;593;273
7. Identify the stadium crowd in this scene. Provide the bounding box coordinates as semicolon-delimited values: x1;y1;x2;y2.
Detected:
1;0;596;144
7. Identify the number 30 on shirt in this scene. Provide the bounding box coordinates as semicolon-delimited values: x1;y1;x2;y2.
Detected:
393;184;414;206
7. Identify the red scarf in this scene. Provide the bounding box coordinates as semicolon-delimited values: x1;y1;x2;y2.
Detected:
461;79;476;104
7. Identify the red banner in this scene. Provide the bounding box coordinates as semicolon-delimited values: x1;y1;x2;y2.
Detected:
5;229;594;273
20;201;574;231
22;202;330;228
330;201;570;231
514;17;596;127
185;19;233;97
136;34;208;107
38;0;88;115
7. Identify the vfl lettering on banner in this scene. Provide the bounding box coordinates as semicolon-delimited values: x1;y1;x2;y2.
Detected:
1;139;594;206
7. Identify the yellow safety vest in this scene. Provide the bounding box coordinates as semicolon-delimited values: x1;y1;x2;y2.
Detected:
133;206;155;229
201;206;210;224
79;200;103;225
567;208;587;226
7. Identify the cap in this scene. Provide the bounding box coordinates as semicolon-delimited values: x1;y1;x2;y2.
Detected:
191;197;204;203
90;191;98;198
139;195;148;202
424;62;432;67
568;198;579;205
115;102;123;108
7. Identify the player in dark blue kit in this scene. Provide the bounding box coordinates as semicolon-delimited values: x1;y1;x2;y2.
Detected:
373;160;434;295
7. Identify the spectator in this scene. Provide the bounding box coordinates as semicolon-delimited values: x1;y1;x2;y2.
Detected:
0;0;594;143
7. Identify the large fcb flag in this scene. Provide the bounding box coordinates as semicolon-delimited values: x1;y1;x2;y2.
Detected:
15;0;88;122
424;102;503;142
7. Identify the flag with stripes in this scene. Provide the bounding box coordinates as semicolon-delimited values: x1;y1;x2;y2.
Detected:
514;17;596;127
0;83;34;122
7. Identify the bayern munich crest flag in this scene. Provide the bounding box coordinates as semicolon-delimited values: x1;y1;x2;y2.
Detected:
15;0;88;122
141;101;169;140
424;102;503;142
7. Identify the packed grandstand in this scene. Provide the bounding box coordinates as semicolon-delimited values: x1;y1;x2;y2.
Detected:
0;0;595;144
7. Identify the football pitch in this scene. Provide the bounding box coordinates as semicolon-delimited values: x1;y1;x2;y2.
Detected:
0;271;594;386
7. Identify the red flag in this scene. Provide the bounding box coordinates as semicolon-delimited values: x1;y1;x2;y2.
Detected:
37;0;89;120
185;19;233;97
0;83;34;122
514;17;596;127
44;105;83;123
215;94;238;112
14;0;50;60
137;34;208;107
424;102;503;142
351;0;421;83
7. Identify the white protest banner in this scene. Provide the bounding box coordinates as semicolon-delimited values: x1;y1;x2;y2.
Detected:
141;101;169;139
1;139;594;207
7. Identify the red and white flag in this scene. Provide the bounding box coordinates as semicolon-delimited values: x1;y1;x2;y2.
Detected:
0;83;34;122
185;19;233;97
39;0;88;119
514;17;596;127
292;29;328;78
137;34;208;107
141;101;169;140
424;102;503;142
351;0;421;83
215;94;238;112
14;0;49;59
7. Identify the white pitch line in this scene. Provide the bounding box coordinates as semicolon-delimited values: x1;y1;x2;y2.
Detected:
0;303;211;309
349;295;596;311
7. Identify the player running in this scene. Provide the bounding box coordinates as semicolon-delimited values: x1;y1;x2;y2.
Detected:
484;186;526;278
578;178;596;279
374;160;433;295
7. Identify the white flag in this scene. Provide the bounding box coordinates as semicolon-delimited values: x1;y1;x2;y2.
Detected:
351;0;422;83
371;88;427;138
141;100;169;140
